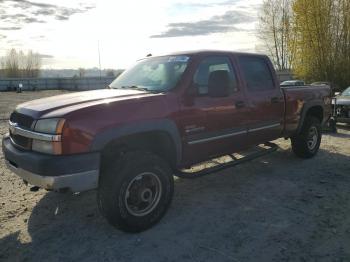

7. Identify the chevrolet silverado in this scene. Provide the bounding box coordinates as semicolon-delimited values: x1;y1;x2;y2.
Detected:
2;50;332;232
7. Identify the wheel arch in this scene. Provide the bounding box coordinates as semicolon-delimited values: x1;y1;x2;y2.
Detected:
91;119;182;168
297;102;324;134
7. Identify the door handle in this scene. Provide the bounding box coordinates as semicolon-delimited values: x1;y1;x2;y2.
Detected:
271;97;279;104
235;101;245;108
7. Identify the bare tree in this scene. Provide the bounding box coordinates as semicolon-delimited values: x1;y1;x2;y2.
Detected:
0;49;42;78
257;0;293;70
2;49;20;78
24;50;41;77
78;68;86;78
105;69;115;77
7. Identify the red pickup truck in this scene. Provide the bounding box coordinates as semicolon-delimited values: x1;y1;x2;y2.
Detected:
2;50;331;232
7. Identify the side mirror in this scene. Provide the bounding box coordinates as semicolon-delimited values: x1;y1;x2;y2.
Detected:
208;70;230;97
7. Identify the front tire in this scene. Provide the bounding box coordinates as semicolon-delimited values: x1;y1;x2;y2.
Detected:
291;116;322;158
98;151;174;233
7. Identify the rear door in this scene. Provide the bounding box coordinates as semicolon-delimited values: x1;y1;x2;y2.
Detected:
181;55;250;164
237;55;284;143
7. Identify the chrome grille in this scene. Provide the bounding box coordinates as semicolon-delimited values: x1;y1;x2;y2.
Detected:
336;105;350;118
10;112;34;129
9;112;34;150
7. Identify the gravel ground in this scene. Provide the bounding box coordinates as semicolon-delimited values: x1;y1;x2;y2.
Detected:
0;91;350;262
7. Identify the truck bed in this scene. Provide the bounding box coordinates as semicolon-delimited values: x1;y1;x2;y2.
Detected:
282;85;332;136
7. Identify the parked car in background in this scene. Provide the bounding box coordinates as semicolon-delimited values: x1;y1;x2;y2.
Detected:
332;86;350;123
311;82;340;96
281;80;305;87
311;82;329;86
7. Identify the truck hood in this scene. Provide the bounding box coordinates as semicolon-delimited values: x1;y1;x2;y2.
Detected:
15;89;159;119
334;96;350;106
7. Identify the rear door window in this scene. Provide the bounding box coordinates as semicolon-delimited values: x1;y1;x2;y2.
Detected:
238;56;275;91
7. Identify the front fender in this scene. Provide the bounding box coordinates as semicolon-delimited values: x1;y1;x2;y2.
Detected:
90;119;182;165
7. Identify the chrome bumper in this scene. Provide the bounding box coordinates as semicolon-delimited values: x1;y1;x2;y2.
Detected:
5;160;99;192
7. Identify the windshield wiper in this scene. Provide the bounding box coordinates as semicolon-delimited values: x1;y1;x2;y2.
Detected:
121;85;147;91
120;85;161;93
121;85;139;89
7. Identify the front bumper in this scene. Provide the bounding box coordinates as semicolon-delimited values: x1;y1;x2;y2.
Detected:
336;117;350;123
332;103;350;123
2;135;100;192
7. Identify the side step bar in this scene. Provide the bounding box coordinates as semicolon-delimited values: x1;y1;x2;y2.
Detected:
175;142;278;179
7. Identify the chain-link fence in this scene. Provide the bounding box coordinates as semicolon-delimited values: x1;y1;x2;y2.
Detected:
0;76;115;92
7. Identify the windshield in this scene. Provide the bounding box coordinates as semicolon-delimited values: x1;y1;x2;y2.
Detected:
341;87;350;96
110;55;190;92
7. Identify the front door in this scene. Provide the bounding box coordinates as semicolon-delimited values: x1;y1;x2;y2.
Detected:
180;55;250;166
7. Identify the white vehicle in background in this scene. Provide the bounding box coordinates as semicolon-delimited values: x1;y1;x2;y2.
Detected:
280;80;305;87
332;87;350;124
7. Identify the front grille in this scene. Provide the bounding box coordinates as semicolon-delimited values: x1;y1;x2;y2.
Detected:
10;134;32;149
10;111;34;129
9;111;34;150
336;105;350;118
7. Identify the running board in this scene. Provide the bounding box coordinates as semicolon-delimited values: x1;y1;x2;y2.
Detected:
175;142;278;179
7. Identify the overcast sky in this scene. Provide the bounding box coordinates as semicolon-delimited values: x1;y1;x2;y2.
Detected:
0;0;262;69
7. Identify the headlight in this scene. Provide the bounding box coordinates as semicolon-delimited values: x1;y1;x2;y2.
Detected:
34;118;65;134
32;118;65;154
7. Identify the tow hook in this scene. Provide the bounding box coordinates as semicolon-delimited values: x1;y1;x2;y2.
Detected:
23;180;40;192
30;186;40;192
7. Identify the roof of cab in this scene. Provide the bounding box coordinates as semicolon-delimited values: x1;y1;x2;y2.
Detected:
167;49;267;57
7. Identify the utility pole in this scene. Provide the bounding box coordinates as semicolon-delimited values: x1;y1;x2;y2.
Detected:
98;40;102;79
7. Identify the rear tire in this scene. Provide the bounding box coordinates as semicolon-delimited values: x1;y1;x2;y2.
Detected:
291;116;322;158
97;150;174;233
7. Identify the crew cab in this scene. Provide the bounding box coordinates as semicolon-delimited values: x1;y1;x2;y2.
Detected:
2;50;332;232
